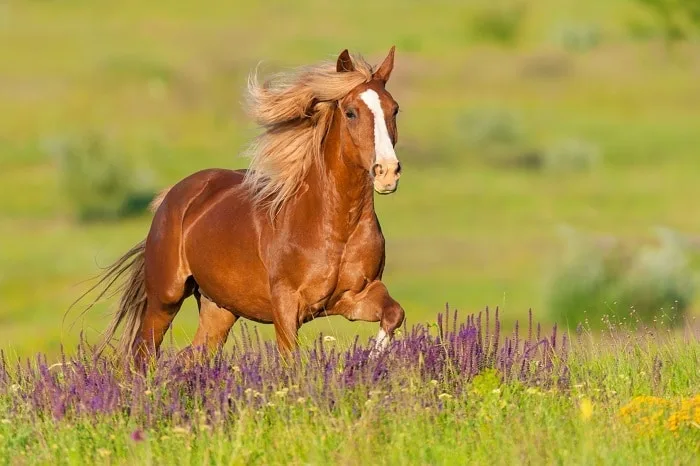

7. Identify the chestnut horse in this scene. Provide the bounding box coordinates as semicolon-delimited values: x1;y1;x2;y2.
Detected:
84;47;405;361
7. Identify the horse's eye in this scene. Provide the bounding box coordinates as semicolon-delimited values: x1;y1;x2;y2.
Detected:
393;107;400;117
345;109;356;120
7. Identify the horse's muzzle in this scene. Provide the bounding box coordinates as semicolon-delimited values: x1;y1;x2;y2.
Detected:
372;161;401;195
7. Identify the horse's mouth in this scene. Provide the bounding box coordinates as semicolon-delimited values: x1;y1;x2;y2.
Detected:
374;183;398;195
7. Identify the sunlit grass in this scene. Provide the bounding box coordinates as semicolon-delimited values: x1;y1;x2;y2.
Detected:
2;0;700;356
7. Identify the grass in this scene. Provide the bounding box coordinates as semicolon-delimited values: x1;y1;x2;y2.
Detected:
1;0;700;359
0;309;697;465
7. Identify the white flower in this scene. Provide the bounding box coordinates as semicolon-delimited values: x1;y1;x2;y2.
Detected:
323;335;337;342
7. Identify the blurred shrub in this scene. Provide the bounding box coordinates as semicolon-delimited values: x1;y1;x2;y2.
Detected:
631;0;700;48
469;2;526;46
518;52;572;80
542;138;602;172
553;22;602;53
45;133;155;222
547;227;695;329
459;109;601;172
458;107;535;168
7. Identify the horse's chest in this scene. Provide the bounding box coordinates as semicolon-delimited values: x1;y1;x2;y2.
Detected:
279;216;385;312
335;229;385;288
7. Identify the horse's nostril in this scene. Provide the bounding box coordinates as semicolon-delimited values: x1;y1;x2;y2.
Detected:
372;163;385;177
394;162;402;175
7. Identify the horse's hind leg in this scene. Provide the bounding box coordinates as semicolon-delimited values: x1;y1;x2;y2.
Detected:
138;214;193;360
191;293;238;351
137;298;184;359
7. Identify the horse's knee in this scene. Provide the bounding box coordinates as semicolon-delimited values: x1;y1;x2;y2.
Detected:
381;301;405;334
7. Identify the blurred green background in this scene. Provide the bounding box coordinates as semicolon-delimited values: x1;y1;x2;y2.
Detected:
2;0;699;357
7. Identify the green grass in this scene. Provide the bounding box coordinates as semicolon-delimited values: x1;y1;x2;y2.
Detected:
2;0;700;357
1;331;697;465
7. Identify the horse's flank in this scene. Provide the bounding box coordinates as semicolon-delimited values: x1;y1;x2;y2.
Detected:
242;53;374;217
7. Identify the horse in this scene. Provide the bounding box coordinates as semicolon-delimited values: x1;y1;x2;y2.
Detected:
82;47;405;362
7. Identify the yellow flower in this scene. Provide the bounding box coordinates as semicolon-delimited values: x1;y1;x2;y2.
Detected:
438;393;453;400
579;398;593;421
664;395;700;434
618;395;673;437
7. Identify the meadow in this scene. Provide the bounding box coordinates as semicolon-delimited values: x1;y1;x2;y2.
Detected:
0;309;698;464
2;0;700;356
1;0;700;463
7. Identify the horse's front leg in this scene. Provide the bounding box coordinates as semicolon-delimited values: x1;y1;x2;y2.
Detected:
270;284;302;355
330;280;405;355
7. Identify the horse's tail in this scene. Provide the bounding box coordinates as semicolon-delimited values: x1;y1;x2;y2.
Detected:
70;241;148;358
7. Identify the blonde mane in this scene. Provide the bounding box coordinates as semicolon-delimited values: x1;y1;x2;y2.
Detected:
242;53;374;217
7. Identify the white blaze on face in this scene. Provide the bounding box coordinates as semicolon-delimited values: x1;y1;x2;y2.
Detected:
359;89;398;167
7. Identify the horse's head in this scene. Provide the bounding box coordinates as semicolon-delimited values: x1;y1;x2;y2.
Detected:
336;47;401;195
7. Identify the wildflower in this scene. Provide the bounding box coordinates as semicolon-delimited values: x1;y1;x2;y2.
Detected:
266;402;276;407
232;365;241;373
144;390;152;396
160;435;170;441
172;426;189;435
244;388;253;396
275;388;289;398
526;388;538;395
579;398;593;421
130;430;145;442
573;384;584;389
51;444;58;450
618;396;671;436
438;393;453;400
323;335;336;342
296;397;306;404
97;449;111;458
430;380;439;387
0;419;10;425
491;388;501;394
665;395;700;433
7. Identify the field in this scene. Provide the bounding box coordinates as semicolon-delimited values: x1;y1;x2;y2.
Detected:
1;0;700;463
0;309;698;464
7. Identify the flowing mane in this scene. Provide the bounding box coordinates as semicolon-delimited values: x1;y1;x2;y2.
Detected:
242;53;374;216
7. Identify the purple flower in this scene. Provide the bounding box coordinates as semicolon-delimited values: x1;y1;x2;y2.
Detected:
130;429;145;442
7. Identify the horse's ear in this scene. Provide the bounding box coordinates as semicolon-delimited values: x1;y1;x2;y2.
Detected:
372;46;395;83
336;49;355;73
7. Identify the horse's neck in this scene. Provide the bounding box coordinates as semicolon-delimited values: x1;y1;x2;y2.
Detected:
304;119;375;234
